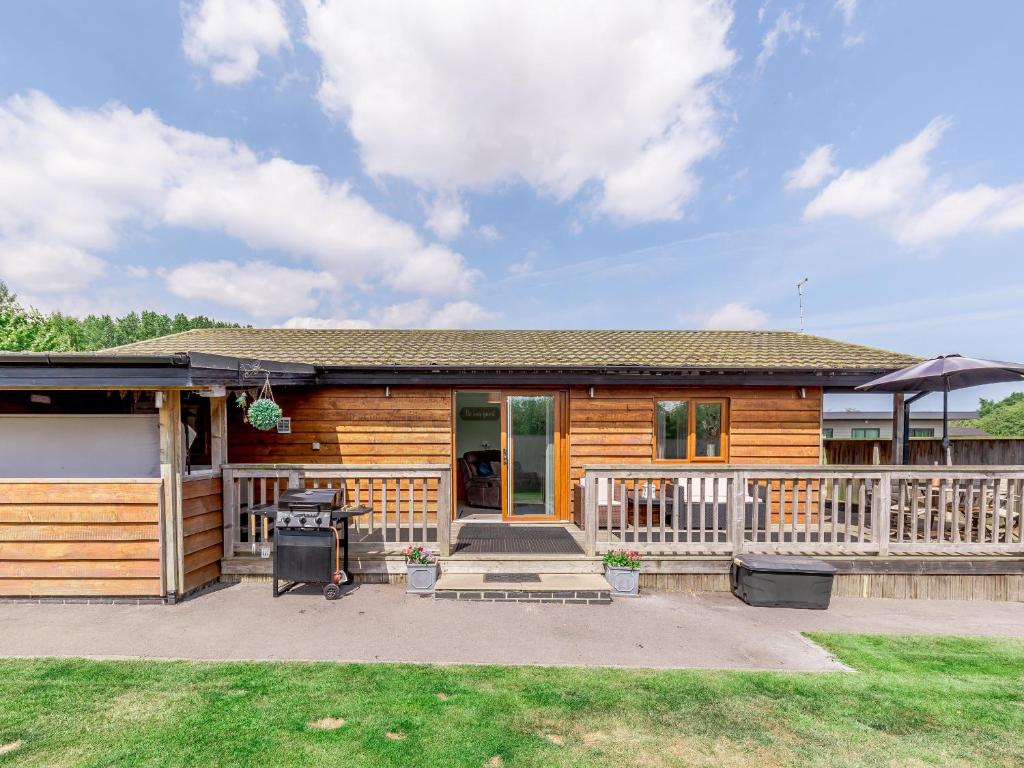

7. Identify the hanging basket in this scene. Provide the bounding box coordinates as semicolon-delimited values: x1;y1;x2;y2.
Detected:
247;398;283;431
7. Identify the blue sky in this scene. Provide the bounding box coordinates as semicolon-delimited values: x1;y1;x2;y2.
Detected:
1;1;1022;411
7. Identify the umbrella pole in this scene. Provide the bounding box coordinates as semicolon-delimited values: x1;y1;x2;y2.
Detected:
943;380;951;466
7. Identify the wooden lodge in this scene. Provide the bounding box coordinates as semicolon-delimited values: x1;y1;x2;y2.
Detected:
1;329;1022;603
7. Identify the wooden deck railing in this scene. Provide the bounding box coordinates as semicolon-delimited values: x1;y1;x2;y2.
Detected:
581;465;1024;558
221;464;452;558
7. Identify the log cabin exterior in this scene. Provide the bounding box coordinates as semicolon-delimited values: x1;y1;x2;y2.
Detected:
1;329;1022;603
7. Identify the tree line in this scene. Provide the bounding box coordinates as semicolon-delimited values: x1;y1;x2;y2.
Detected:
0;281;242;352
973;392;1024;437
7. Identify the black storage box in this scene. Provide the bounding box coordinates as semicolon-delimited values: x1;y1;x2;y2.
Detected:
731;554;836;610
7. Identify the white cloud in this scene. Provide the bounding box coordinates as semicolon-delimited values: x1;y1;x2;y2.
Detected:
385;245;479;296
164;260;335;317
899;184;1024;246
0;241;105;293
704;302;768;330
376;298;497;328
0;91;476;309
302;0;735;223
834;0;857;26
182;0;290;85
377;299;430;328
124;264;150;279
801;117;1024;245
477;224;500;241
897;185;1006;246
805;117;949;221
784;145;837;190
423;193;469;241
508;252;536;276
280;315;373;329
758;9;816;70
426;300;498;329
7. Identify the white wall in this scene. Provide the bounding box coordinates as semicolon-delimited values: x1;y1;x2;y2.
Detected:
454;392;500;456
0;415;160;477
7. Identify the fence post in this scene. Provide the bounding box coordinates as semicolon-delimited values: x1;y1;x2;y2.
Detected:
583;472;598;557
730;470;746;557
437;470;452;557
875;471;891;556
221;466;235;560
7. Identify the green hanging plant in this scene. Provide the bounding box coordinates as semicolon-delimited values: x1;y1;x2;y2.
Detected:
239;361;284;431
247;397;283;431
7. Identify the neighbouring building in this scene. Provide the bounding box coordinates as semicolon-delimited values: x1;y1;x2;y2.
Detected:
822;410;984;439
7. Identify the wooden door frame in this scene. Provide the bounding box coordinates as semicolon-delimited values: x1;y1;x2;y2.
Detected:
500;389;568;523
449;388;569;524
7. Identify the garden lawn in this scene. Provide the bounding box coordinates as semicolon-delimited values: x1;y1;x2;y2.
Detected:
0;633;1022;767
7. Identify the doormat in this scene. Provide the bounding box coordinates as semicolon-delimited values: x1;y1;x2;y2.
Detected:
453;525;584;555
483;573;543;583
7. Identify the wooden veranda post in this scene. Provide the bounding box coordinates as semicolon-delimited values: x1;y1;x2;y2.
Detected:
209;394;227;470
891;393;905;465
158;389;184;601
730;470;747;556
583;474;598;557
437;470;452;557
875;471;891;556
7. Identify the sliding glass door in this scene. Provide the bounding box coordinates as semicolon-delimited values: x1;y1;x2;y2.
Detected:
503;393;559;519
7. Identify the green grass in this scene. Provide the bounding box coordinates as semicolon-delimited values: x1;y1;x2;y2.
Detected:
1;634;1022;767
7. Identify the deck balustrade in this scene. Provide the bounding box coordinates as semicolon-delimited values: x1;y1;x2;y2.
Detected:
221;464;1023;563
581;465;1024;558
221;464;452;558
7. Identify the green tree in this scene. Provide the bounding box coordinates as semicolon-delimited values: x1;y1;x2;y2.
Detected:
973;392;1024;437
0;281;243;352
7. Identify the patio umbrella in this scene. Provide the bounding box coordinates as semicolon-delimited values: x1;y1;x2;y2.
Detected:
855;354;1024;464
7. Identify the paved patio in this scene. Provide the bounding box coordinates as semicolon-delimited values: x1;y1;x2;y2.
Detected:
2;583;1023;671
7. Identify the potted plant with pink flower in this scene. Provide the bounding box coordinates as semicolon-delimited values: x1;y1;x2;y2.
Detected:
602;549;641;596
403;545;437;594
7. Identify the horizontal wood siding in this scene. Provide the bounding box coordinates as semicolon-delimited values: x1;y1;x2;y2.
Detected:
228;386;453;465
569;385;822;480
228;387;452;517
0;481;162;597
227;384;819;519
182;476;223;593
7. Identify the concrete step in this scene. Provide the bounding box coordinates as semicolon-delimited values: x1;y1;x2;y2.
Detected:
433;573;612;604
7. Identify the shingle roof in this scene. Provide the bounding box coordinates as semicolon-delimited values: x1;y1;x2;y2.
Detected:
106;329;919;371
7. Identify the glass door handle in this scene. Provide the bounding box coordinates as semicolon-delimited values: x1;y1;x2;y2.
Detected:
502;448;508;465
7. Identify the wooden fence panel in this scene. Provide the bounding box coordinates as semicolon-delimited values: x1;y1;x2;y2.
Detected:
0;480;163;597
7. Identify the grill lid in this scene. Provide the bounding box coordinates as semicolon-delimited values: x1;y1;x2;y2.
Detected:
277;488;340;511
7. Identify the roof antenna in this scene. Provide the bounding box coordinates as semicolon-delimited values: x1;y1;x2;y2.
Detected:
796;278;809;333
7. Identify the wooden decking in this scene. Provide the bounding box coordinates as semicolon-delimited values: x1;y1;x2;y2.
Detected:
210;463;1024;601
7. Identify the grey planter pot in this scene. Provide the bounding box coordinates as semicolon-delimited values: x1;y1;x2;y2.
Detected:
605;565;640;596
406;563;438;594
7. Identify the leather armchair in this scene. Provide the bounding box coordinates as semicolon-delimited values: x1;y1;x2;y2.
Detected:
458;450;501;509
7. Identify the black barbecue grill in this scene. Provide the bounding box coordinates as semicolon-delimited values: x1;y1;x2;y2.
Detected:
253;489;369;600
